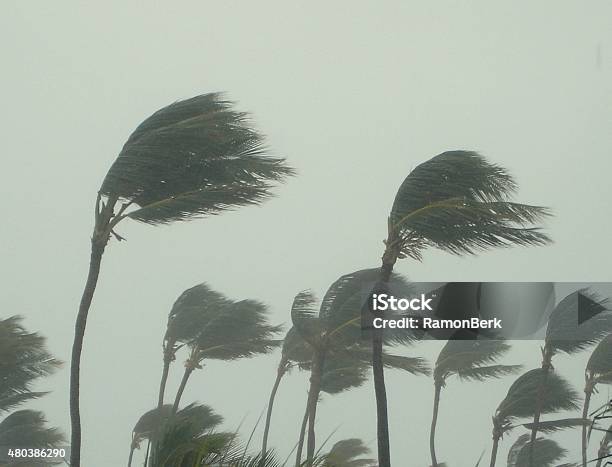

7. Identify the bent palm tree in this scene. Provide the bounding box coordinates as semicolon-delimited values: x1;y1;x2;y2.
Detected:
595;422;612;467
526;289;611;467
429;340;521;467
489;368;580;467
128;405;173;467
157;284;231;410
582;333;612;466
375;151;551;466
320;438;374;466
291;270;429;466
261;326;313;459
171;292;281;412
70;93;294;466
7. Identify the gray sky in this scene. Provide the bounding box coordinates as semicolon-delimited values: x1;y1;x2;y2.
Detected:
1;2;611;465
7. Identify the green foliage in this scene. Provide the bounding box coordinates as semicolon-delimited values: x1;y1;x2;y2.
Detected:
494;369;580;433
433;340;520;386
388;151;551;260
100;93;294;225
586;333;612;384
522;417;590;433
320;438;374;466
545;290;612;355
507;434;567;467
0;316;62;413
0;410;65;450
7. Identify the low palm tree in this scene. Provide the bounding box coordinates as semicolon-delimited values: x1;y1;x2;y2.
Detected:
595;423;612;467
70;93;294;466
157;284;231;410
261;327;313;458
128;405;173;467
291;269;429;466
374;151;551;466
582;334;612;466
489;368;580;467
527;289;611;466
0;410;65;463
506;434;567;467
319;438;374;466
171;291;281;412
429;340;521;466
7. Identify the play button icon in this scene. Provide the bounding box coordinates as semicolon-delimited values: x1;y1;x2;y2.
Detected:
578;292;607;325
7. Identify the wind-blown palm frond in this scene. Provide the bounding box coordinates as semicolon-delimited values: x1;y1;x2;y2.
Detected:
507;434;567;467
0;410;65;449
522;418;590;433
100;93;294;225
0;316;62;414
545;290;612;355
389;151;551;260
495;369;580;425
320;438;374;466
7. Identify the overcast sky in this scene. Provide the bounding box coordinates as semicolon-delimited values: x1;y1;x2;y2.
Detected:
2;2;611;466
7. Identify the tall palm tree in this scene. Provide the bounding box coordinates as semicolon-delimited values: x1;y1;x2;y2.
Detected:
581;333;612;466
291;270;429;466
171;291;281;412
70;93;294;466
489;368;580;467
157;284;231;411
429;340;521;467
261;327;313;459
506;434;567;467
526;289;611;466
375;150;551;466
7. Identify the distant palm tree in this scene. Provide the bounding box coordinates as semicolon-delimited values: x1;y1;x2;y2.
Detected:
429;340;521;466
506;434;567;467
375;151;551;467
261;326;313;459
581;333;612;466
526;290;611;467
319;438;374;466
157;284;231;411
291;270;429;466
70;93;293;466
170;289;281;412
489;368;580;467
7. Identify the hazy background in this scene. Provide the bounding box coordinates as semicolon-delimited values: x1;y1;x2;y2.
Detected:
1;2;611;465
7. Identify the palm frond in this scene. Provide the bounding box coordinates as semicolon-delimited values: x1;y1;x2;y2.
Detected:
0;410;65;449
522;417;590;433
587;333;612;383
457;364;522;383
100;93;294;225
290;290;322;346
320;438;374;466
389;151;551;259
495;369;580;425
546;290;612;355
506;434;566;467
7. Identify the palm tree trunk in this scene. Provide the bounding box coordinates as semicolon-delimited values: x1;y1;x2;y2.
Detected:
595;436;609;467
528;346;552;467
582;381;594;467
489;435;500;467
261;361;287;458
296;397;310;467
70;239;107;467
172;367;194;413
143;440;150;467
306;352;324;466
372;239;397;467
430;383;442;467
128;445;135;467
157;348;173;410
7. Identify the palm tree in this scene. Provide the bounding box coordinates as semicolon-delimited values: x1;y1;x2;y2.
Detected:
489;368;580;467
506;434;567;467
429;340;521;466
291;270;429;466
157;284;231;411
581;333;612;466
374;150;551;466
261;327;313;459
526;289;611;466
595;423;612;467
128;405;173;467
319;438;374;466
171;291;281;412
70;93;294;466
